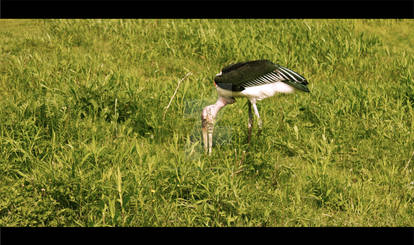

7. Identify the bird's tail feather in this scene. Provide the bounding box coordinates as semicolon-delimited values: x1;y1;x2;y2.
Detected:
278;66;310;92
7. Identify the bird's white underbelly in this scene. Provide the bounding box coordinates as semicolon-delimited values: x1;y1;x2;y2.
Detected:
216;82;295;101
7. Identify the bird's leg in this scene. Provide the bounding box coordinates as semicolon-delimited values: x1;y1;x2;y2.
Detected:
248;101;253;144
252;102;262;136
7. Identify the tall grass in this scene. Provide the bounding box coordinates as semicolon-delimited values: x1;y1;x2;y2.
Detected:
0;19;413;226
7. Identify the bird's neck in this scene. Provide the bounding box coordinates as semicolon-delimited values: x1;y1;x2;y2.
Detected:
202;97;230;123
211;97;231;118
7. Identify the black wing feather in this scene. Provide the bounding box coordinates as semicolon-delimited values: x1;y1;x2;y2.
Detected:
214;60;309;92
214;60;277;91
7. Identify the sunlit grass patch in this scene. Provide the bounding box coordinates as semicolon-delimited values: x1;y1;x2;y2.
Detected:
0;19;413;226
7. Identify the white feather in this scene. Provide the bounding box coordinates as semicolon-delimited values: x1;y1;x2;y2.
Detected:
216;82;296;101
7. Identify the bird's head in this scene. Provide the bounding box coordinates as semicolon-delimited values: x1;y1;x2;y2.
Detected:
201;97;231;132
202;104;215;123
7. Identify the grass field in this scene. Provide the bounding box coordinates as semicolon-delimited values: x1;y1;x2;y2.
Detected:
0;19;413;226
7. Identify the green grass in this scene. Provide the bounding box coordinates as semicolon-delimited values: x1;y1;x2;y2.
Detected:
0;19;413;226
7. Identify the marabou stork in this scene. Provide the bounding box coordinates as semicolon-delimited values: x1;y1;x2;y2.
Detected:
201;59;310;154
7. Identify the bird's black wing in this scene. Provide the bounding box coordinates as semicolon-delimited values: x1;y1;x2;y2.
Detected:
240;65;310;92
214;60;277;91
214;60;309;92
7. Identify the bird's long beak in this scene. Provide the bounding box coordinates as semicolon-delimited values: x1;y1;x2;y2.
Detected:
202;121;208;154
201;108;214;155
202;117;213;155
